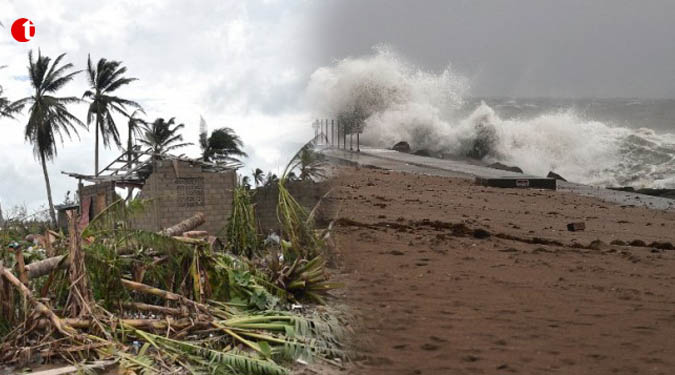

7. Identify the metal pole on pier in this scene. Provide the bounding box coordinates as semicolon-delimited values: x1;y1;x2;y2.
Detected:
312;119;319;140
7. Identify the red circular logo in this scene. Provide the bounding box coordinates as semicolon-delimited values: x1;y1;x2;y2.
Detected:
11;18;36;42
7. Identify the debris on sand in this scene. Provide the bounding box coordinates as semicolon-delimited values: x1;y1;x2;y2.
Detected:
567;222;586;232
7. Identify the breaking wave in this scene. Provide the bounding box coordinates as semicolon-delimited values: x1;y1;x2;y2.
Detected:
306;47;675;187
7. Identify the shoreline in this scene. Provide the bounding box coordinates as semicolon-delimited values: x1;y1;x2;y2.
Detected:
320;146;675;211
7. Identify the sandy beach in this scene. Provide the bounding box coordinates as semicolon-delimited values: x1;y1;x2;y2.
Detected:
329;166;675;375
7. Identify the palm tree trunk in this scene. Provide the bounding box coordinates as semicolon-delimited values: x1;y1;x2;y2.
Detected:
128;126;133;165
127;127;134;200
94;121;99;176
40;152;57;227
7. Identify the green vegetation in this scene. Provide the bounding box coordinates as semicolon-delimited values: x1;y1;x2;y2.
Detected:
226;185;260;258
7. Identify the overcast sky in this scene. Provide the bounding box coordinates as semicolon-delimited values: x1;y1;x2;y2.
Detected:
311;0;675;99
1;0;674;213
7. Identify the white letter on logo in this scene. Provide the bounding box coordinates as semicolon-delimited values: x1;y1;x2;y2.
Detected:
22;20;33;40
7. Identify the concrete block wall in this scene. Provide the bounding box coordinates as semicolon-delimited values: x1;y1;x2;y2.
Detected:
79;181;117;219
133;160;236;235
253;180;332;234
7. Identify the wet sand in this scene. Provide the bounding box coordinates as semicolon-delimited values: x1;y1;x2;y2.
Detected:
330;167;675;375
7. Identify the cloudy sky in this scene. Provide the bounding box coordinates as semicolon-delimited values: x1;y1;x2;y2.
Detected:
0;0;320;214
1;0;674;214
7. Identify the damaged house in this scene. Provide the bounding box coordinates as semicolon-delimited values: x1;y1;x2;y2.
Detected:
63;148;237;235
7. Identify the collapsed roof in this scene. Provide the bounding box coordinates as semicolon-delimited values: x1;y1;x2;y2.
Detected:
62;146;240;187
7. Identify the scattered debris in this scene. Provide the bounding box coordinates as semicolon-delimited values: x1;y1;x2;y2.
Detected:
629;239;647;247
567;222;586;232
0;140;344;374
649;241;674;250
158;211;206;236
588;239;606;250
472;228;491;239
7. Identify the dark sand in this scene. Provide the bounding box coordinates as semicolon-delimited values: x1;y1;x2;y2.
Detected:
330;167;675;375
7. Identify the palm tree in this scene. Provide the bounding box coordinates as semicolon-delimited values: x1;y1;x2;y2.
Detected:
83;55;140;175
253;168;264;187
198;117;247;163
264;171;279;187
125;109;145;164
297;148;326;181
0;66;22;119
241;175;251;189
14;51;84;226
138;117;192;157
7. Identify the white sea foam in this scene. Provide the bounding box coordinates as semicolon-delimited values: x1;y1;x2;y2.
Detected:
306;47;675;187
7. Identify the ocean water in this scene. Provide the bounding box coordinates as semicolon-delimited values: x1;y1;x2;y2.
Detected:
457;97;675;187
307;48;675;188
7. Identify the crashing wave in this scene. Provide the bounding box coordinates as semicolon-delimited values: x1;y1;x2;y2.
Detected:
306;47;675;187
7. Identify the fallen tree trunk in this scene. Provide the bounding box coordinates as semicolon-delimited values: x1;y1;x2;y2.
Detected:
183;230;209;238
26;360;115;375
65;211;92;317
120;279;211;314
172;236;207;245
26;212;206;279
159;212;205;237
0;261;74;337
38;317;210;331
122;301;188;316
25;255;69;279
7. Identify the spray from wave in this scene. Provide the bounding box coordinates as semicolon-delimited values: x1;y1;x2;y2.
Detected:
306;47;675;188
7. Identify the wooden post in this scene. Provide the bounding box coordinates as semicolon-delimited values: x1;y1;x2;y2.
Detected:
357;132;360;152
66;210;92;317
337;120;340;149
331;119;334;146
350;133;353;151
14;248;28;285
45;229;55;257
